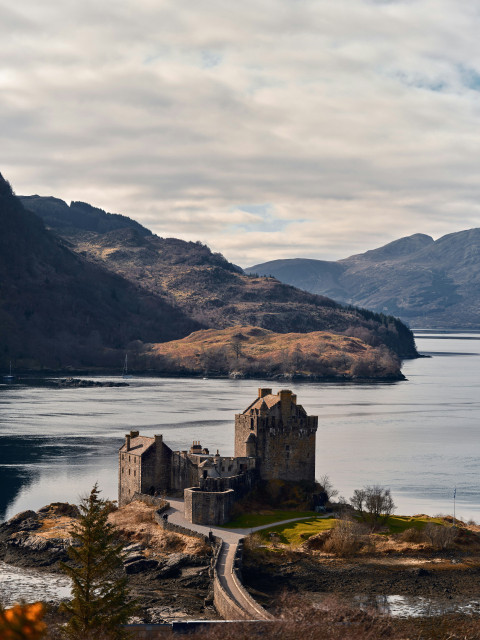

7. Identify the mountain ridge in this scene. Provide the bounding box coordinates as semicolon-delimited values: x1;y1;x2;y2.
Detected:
247;231;480;329
0;175;200;369
20;193;418;358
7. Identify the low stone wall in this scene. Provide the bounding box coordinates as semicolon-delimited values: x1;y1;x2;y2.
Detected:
153;509;210;544
212;541;248;621
230;539;273;621
132;493;169;510
152;505;272;622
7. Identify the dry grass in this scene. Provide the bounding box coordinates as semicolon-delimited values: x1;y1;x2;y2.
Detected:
107;501;209;556
36;516;76;540
145;324;400;378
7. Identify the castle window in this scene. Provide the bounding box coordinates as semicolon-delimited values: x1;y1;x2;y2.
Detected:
285;445;290;451
134;470;136;477
128;469;131;476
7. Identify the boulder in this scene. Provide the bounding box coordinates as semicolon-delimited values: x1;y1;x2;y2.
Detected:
124;558;159;574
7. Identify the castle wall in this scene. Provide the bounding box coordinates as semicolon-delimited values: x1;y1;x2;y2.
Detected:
234;389;318;484
257;418;317;483
199;468;258;497
170;451;199;493
184;487;235;525
118;449;142;506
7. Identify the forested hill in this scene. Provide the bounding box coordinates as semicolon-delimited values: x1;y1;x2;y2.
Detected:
247;231;480;329
0;175;200;369
21;193;418;359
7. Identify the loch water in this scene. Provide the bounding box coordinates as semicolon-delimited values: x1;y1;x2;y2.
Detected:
1;332;480;523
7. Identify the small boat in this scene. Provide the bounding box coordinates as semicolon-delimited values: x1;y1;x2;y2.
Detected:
3;361;14;382
122;355;132;379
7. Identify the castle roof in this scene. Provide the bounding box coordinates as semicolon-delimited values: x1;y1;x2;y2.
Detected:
243;390;303;414
119;435;154;456
198;458;215;468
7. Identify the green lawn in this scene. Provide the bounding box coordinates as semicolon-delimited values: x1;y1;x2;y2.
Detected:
221;510;317;529
257;516;337;546
383;515;446;535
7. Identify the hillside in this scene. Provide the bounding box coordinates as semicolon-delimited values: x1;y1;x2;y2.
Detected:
20;195;418;358
144;325;404;380
0;175;200;370
247;231;480;329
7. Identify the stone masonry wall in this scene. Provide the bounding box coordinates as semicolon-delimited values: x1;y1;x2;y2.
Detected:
118;450;142;506
184;488;235;525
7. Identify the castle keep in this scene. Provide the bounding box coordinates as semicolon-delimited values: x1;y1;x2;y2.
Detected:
119;388;318;525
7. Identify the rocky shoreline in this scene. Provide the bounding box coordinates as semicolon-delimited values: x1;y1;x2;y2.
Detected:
242;544;480;617
0;503;217;623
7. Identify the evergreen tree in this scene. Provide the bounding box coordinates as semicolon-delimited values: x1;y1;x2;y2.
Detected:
60;484;135;639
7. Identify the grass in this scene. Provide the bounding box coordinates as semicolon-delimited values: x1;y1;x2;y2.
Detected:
221;510;317;529
257;517;337;546
383;515;446;535
248;514;450;547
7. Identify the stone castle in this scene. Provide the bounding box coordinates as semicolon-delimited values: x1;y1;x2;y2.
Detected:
119;388;318;525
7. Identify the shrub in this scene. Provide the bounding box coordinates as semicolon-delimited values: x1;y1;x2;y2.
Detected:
323;518;368;557
398;526;425;543
423;523;457;550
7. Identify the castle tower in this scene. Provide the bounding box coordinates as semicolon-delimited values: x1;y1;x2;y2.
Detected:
234;388;318;483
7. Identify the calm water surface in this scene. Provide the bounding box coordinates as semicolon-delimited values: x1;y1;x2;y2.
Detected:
1;333;479;522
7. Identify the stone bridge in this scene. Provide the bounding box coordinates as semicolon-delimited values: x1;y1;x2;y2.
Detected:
162;496;314;621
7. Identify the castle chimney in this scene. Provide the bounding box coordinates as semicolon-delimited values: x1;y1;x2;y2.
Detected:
130;430;139;438
291;394;297;404
279;389;292;420
258;388;272;398
125;434;131;451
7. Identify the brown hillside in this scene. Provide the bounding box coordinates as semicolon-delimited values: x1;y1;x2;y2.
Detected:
20;197;418;358
145;325;403;380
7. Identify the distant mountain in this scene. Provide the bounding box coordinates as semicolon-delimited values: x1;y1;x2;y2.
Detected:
0;175;199;370
20;193;418;359
247;231;480;329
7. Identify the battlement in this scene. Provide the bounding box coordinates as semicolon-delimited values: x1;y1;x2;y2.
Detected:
234;388;317;483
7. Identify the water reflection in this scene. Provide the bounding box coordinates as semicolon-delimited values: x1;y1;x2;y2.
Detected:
352;594;480;617
0;436;118;520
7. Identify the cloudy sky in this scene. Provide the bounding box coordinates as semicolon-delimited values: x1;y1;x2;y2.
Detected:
3;0;480;266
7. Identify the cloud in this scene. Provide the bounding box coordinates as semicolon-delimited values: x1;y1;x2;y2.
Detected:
3;0;480;265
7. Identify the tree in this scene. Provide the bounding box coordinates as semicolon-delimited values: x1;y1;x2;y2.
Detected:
60;484;135;639
350;484;395;528
317;474;338;503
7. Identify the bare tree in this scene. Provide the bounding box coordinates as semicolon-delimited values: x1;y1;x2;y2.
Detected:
318;474;339;502
350;484;395;528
